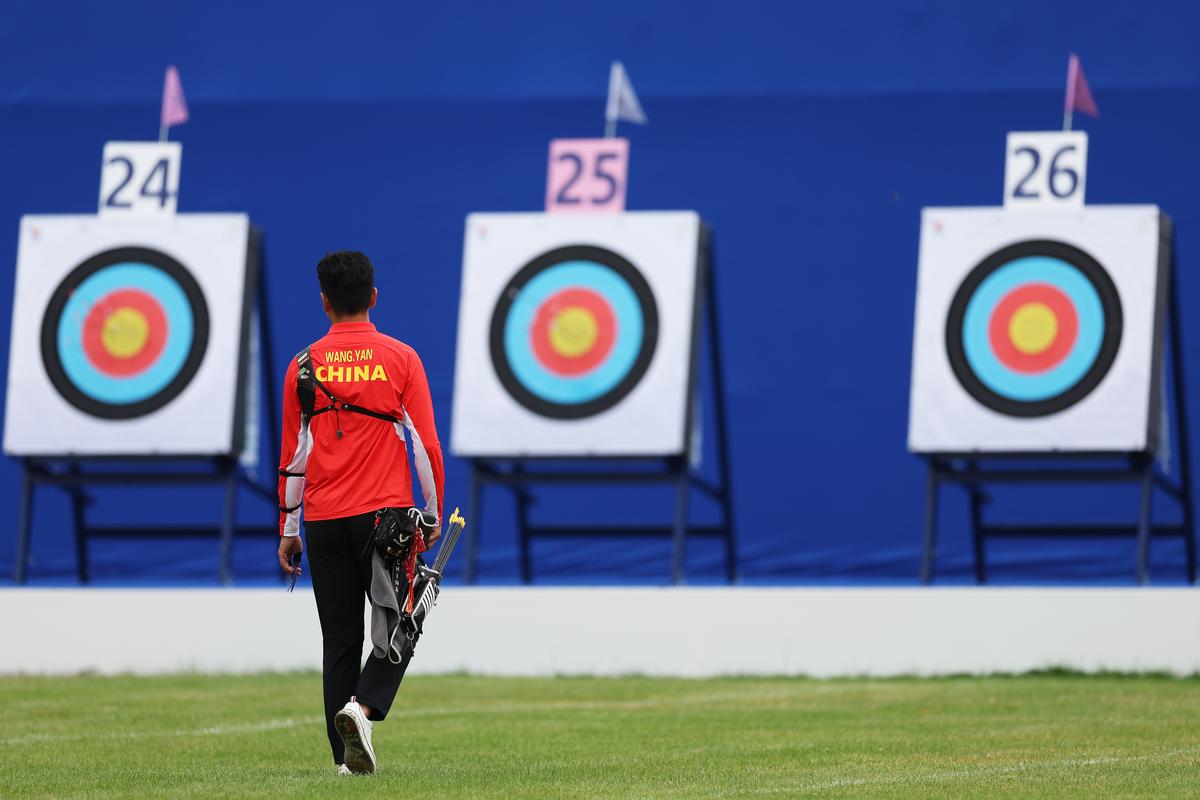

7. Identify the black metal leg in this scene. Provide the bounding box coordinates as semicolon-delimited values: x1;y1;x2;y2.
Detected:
515;464;533;584
14;464;33;584
1186;505;1197;585
69;466;90;584
464;461;483;585
671;462;689;585
1135;460;1154;585
721;508;738;585
968;462;987;585
257;244;281;468
219;463;238;586
921;460;940;584
705;256;738;585
1167;266;1196;583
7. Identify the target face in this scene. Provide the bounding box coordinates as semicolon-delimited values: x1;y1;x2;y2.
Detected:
488;245;659;419
39;247;210;419
945;240;1122;417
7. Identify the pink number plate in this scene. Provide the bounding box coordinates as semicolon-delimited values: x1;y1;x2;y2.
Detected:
545;138;629;214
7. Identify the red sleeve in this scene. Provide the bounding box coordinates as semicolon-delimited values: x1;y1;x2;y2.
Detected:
400;350;445;522
277;358;309;535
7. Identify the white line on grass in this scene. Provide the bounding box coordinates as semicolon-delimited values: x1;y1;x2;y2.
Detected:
0;691;798;747
0;716;326;746
4;704;1197;795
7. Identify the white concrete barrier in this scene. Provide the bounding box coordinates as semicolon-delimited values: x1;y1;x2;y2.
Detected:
1;587;1197;676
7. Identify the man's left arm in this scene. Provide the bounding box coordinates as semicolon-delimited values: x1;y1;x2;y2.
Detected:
400;351;445;539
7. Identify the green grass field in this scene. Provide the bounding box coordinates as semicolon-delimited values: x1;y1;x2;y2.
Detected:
1;672;1197;798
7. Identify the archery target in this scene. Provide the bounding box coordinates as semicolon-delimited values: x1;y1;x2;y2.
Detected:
453;212;703;456
40;247;209;419
944;240;1122;418
489;245;658;419
5;214;253;455
909;206;1169;453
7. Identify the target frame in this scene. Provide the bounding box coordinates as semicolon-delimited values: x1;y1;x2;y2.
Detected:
39;246;211;420
451;211;705;457
944;239;1123;418
907;206;1170;454
488;244;660;420
4;214;255;457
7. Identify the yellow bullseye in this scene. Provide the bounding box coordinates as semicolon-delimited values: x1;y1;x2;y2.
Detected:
1008;302;1058;355
549;306;598;358
101;307;150;359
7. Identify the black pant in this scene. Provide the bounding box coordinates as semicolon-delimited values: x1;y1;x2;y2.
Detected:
305;511;411;764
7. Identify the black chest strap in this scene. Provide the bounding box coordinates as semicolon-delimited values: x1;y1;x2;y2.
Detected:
295;345;401;433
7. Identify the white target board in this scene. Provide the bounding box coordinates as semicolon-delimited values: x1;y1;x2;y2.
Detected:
452;212;703;456
4;214;254;456
908;205;1169;453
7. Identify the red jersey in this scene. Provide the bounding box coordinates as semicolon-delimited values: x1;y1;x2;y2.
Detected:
278;321;444;535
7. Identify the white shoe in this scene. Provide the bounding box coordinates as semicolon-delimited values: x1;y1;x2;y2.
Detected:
334;701;376;775
336;764;352;776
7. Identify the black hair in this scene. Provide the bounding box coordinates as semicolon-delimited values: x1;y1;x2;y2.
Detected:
317;251;375;315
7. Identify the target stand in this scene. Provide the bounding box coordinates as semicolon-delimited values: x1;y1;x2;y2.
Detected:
454;217;737;585
911;209;1195;584
9;221;282;586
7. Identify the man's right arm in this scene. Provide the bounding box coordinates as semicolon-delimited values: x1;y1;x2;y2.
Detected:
277;358;310;537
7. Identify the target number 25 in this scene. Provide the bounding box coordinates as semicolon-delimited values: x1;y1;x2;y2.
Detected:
1003;131;1087;209
545;138;629;214
99;141;182;217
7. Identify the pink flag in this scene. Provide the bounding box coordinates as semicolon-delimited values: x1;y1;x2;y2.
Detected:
1064;53;1099;118
161;65;189;129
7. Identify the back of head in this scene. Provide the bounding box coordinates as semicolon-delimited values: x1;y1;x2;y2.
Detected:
317;251;375;315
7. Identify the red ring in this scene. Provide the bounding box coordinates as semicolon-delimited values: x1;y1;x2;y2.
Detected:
530;288;616;376
988;283;1078;374
81;289;169;376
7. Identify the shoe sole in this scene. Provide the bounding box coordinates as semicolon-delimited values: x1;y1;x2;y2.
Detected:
334;709;377;775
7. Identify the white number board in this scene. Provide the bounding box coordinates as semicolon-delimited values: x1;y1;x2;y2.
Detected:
98;141;182;217
1003;131;1087;209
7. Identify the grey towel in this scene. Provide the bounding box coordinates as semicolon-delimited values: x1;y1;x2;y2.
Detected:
368;550;404;664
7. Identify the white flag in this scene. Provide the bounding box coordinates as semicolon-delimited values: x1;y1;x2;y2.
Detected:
605;61;647;127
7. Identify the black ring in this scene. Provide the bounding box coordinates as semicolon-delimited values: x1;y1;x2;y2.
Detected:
944;239;1122;418
40;247;210;420
488;245;659;420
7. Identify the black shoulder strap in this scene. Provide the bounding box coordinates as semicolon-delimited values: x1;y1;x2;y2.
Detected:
295;347;316;420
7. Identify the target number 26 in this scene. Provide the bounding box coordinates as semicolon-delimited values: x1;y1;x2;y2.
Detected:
1003;131;1087;209
99;141;182;217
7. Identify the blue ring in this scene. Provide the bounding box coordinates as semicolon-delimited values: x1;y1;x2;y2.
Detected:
55;263;193;404
502;261;643;405
961;256;1104;402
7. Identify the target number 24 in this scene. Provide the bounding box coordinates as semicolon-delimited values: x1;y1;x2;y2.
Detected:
99;141;182;217
1003;131;1087;209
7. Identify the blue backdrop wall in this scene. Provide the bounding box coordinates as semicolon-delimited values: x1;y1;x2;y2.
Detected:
1;1;1198;585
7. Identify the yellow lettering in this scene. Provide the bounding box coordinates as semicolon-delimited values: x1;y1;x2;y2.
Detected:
315;361;387;382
